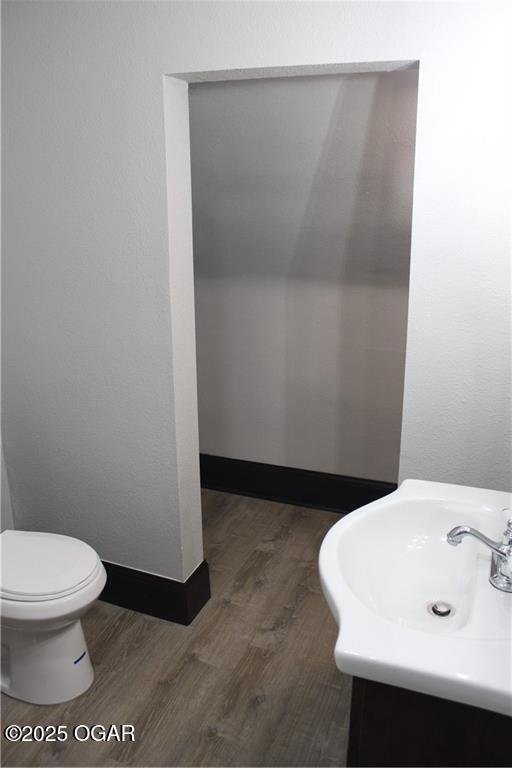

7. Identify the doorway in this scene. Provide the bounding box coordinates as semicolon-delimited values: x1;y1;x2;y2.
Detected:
163;61;418;545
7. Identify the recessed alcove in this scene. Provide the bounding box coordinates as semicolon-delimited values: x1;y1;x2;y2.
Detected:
163;61;419;503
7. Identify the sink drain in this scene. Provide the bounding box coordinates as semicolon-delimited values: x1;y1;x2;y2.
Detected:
427;601;453;617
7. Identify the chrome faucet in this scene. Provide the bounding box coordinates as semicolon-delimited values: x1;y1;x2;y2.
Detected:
446;511;512;593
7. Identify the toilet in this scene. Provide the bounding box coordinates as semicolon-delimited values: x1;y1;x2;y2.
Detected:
0;530;106;705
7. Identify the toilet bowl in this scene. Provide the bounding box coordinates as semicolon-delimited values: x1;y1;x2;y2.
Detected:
1;530;106;705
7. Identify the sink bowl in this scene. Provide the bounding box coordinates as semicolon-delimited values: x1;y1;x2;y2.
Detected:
319;479;512;715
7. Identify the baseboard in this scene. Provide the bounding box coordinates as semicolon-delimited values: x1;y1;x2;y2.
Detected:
99;560;210;625
200;454;396;513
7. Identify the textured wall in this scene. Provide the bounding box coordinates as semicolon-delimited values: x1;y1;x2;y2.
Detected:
2;3;510;583
1;451;14;531
190;71;417;482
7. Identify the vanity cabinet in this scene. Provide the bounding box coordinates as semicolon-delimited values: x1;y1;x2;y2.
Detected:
347;677;511;767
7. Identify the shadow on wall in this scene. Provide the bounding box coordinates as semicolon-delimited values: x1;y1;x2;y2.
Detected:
284;71;418;479
287;72;416;285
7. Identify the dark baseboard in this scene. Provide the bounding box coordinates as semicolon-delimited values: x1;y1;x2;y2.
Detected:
99;559;210;625
200;454;396;514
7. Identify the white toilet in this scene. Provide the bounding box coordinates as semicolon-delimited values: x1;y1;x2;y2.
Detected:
0;530;106;705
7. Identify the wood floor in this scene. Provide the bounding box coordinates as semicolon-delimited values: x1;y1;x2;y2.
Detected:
1;491;351;767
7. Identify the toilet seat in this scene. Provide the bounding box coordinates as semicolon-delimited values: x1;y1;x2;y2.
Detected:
1;530;101;602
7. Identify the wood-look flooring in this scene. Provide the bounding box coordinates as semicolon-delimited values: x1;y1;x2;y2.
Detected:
1;491;351;767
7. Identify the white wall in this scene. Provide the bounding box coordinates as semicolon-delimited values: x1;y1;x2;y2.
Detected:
2;3;510;583
1;451;14;531
190;71;417;483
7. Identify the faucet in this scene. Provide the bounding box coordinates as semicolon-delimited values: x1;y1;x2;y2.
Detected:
446;511;512;593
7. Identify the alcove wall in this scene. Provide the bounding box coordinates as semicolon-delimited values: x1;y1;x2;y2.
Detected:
190;70;418;482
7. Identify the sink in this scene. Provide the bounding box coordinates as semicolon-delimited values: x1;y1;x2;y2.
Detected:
319;479;512;716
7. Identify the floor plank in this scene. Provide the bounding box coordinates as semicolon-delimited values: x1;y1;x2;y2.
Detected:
1;491;351;767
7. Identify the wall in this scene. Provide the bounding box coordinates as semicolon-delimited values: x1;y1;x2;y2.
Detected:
190;71;417;482
1;451;14;531
2;3;510;583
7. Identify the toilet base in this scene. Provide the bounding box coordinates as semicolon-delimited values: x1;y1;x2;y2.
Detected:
1;619;94;705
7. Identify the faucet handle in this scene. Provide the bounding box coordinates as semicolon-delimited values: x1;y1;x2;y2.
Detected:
502;510;512;543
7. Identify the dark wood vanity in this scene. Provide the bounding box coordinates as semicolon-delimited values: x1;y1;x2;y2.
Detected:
347;676;511;767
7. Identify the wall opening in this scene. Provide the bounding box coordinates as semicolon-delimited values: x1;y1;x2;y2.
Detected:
186;67;418;486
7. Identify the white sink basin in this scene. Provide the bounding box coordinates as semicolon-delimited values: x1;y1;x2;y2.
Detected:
319;479;512;715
